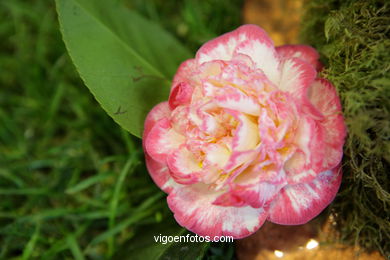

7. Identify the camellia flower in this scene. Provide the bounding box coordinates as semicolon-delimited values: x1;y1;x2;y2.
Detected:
143;25;346;238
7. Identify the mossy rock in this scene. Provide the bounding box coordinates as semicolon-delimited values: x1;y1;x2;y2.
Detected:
301;0;389;257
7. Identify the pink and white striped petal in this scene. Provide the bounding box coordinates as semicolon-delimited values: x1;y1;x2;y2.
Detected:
231;53;256;68
234;161;285;186
284;116;325;184
284;151;314;183
170;105;190;134
215;86;260;116
143;102;171;138
224;149;258;173
213;181;285;208
276;45;322;71
196;25;274;65
204;143;231;168
227;110;260;151
169;82;193;109
167;184;268;238
267;166;342;225
234;38;280;85
236;145;287;180
308;79;346;170
172;59;197;87
144;118;185;163
144;153;178;193
278;57;316;98
166;145;203;184
195;108;220;136
309;79;342;117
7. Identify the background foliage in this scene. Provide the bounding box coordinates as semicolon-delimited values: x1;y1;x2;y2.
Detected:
301;0;390;257
0;0;241;259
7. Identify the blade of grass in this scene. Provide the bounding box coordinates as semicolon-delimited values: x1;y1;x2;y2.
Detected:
108;154;135;257
0;169;24;187
65;171;112;194
90;209;150;247
89;192;164;247
41;224;89;260
22;222;41;260
0;188;48;195
67;234;86;260
19;208;77;222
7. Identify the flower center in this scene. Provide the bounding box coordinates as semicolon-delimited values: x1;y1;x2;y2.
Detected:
169;60;297;187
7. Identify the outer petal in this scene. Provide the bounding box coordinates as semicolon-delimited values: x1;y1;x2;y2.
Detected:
143;102;171;138
196;25;275;66
213;182;284;208
167;185;268;238
284;116;325;184
276;45;322;71
234;157;287;186
144;154;177;193
143;103;176;193
278;57;316;98
172;59;197;87
234;36;280;85
308;79;347;171
144;118;185;163
169;82;193;109
267;166;342;225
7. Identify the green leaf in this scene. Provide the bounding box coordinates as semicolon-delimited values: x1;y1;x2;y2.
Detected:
55;0;191;137
114;218;209;260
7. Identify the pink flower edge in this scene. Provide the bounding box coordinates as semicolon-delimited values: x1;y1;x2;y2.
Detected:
143;24;346;239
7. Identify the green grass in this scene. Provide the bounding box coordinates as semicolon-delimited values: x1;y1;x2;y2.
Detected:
0;0;241;258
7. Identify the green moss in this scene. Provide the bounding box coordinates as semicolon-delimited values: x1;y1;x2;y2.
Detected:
301;0;390;256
